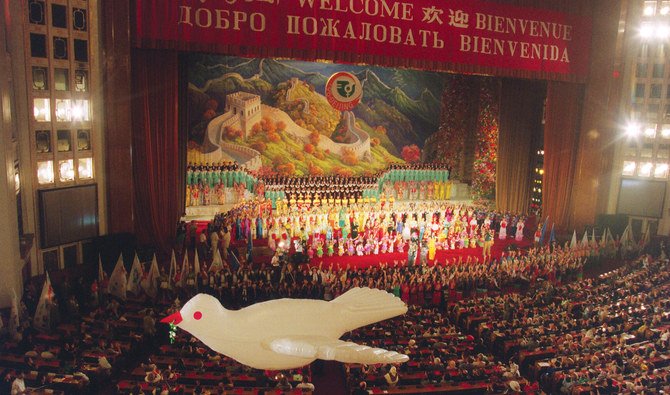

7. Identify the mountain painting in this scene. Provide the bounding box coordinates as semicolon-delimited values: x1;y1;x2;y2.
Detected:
187;54;450;177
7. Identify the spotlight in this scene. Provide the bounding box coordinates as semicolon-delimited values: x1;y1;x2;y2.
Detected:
655;163;669;178
644;125;657;138
662;7;670;15
640;23;654;38
640;162;654;177
657;24;670;39
644;5;656;16
626;123;641;138
622;161;636;176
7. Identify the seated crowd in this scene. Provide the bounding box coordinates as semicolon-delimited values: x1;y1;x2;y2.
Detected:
0;213;663;394
451;255;670;394
0;291;153;394
343;305;530;394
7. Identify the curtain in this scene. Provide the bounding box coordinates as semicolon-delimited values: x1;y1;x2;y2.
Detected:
131;49;181;252
496;79;545;213
542;81;584;230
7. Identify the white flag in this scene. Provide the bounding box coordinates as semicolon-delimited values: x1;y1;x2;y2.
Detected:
34;273;55;332
98;255;106;283
194;250;201;276
569;230;577;250
141;254;160;298
169;250;177;289
606;228;615;246
640;222;650;247
209;248;223;272
590;229;597;247
179;253;189;288
9;291;20;337
581;230;589;247
621;224;635;247
127;253;144;295
109;254;127;300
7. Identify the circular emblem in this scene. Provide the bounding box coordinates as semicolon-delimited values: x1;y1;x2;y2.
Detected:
325;72;363;111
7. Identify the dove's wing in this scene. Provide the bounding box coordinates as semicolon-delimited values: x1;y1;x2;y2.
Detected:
263;336;409;365
330;287;408;333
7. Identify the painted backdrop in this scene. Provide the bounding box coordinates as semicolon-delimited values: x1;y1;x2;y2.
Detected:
187;54;453;177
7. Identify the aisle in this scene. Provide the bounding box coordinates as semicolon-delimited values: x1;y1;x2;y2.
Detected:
311;361;349;395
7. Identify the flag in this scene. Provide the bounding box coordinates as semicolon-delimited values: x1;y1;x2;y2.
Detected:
247;227;254;261
98;255;106;283
538;216;549;245
606;228;615;247
640;222;650;247
179;253;189;288
8;291;20;337
194;250;201;290
549;223;556;245
210;248;223;272
127;253;144;295
109;254;127;300
194;250;201;276
621;224;635;247
590;229;597;247
581;230;589;247
229;249;241;271
142;254;160;298
569;230;577;249
169;250;177;289
33;273;55;332
600;228;608;248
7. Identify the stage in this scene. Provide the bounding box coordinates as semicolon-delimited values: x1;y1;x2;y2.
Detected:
183;181;473;222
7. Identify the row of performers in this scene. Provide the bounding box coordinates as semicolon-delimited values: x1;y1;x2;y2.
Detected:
185;182;263;207
186;164;448;191
186;165;256;190
185;169;452;208
266;182;454;211
185;180;454;208
270;227;499;259
223;203;526;253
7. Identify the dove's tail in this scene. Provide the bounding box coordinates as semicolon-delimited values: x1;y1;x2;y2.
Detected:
330;287;408;332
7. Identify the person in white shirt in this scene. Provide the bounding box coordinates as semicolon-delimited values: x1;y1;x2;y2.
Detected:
11;372;26;395
296;376;315;391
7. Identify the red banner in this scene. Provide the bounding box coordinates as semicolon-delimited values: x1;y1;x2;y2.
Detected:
134;0;592;80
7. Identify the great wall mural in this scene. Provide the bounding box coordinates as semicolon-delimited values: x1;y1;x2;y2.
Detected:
187;55;450;176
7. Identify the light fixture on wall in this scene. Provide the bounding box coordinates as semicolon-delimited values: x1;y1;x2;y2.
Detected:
58;159;75;182
622;161;637;176
655;163;669;178
33;99;51;122
78;158;93;179
37;161;54;184
625;122;642;138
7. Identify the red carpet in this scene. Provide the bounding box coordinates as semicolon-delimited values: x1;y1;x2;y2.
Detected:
228;236;531;269
306;237;530;269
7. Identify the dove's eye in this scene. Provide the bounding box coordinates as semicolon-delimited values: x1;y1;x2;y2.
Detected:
193;311;202;320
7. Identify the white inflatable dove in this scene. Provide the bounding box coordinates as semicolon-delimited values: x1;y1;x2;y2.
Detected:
161;287;409;370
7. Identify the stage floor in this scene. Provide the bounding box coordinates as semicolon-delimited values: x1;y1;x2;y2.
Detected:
225;236;530;269
184;204;236;221
184;197;475;222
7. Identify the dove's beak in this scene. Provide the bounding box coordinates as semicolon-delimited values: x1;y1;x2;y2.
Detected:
161;311;183;325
